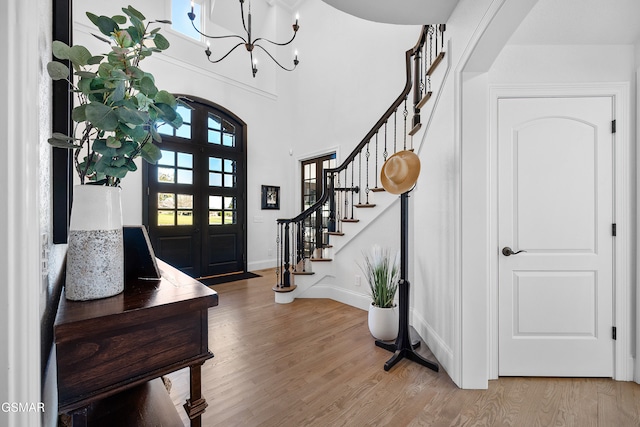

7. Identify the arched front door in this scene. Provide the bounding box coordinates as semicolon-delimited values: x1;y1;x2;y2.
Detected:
144;96;247;280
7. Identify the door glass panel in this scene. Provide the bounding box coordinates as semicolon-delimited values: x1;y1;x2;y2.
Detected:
177;211;193;225
158;168;175;183
209;157;222;171
209;211;222;225
177;169;193;184
158;150;175;166
222;133;234;147
208;114;221;130
209;196;222;209
158;193;175;208
177;152;193;168
177;194;193;209
224;159;234;172
209;173;222;187
158;210;175;226
224;174;234;188
208;129;220;144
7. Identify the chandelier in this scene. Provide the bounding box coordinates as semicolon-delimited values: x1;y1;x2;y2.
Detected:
188;0;300;78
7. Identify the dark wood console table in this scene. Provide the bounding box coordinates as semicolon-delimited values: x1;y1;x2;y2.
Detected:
54;259;218;426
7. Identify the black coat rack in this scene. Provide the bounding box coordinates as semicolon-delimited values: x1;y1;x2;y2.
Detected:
375;191;439;372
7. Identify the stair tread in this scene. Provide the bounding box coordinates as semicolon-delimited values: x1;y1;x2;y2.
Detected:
354;204;376;208
416;91;433;109
370;187;386;192
426;52;445;76
310;258;332;262
327;231;344;236
272;284;297;293
408;123;422;136
293;271;315;275
341;218;360;223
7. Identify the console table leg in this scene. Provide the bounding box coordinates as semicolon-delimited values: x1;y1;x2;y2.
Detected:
184;363;208;427
70;407;88;427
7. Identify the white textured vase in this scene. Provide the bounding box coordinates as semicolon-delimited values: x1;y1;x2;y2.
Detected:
65;185;124;301
368;304;399;341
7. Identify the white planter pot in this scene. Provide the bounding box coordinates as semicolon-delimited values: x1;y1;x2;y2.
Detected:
65;185;124;301
368;303;399;341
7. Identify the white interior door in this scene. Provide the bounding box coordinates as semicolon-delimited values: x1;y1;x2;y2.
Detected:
498;96;614;377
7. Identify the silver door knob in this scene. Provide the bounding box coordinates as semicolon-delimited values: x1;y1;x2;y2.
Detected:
502;247;526;256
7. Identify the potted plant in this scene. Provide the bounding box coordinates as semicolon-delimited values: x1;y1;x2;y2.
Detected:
360;245;400;341
48;5;183;300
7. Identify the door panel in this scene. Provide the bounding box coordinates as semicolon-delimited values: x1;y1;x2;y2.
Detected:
498;96;613;377
146;99;246;279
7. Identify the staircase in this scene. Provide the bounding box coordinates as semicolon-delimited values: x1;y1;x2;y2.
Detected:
273;25;449;304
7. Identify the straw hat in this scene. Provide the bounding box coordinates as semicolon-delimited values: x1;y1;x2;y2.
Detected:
380;150;421;194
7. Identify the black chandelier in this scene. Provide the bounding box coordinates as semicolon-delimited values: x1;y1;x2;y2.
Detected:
188;0;300;78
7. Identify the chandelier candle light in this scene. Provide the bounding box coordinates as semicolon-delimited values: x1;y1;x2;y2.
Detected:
188;0;299;77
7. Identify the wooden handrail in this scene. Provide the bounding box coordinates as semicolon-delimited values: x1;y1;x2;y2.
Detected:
278;25;429;225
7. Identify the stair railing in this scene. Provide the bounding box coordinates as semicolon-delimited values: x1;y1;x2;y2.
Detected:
275;24;446;290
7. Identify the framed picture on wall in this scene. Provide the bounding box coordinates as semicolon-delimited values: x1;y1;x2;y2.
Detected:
261;185;280;210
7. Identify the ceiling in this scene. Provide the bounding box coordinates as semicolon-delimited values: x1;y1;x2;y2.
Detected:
320;0;460;25
504;0;640;45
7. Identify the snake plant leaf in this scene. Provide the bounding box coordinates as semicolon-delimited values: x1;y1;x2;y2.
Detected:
47;61;69;80
69;45;93;67
140;140;162;163
86;103;119;131
153;33;170;50
52;40;70;60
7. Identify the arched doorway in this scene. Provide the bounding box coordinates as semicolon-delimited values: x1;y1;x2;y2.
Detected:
143;95;247;280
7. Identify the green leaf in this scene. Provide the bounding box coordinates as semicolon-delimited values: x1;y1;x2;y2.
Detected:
119;123;147;141
106;136;122;148
153;19;172;25
125;161;138;171
87;55;104;65
98;62;114;78
122;5;146;21
75;70;97;79
86;12;100;27
116;140;138;155
125;66;144;79
68;45;92;66
154;90;177;108
94;15;119;37
110;81;125;103
138;76;158;97
116;106;147;125
153;33;170;50
71;104;87;122
140;141;162;163
52;40;70;60
150;125;162;143
114;29;133;48
86;103;119;131
113;15;127;25
104;165;129;179
91;33;112;44
48;138;81;149
153;102;177;123
168;112;184;129
47;61;69;80
126;26;142;45
112;156;127;167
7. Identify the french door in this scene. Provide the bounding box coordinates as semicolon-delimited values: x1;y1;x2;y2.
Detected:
144;97;247;279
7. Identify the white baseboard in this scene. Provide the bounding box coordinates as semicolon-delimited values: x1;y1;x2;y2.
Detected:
411;309;454;377
298;284;370;311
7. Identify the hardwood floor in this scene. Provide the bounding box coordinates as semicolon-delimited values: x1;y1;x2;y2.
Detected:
167;269;640;426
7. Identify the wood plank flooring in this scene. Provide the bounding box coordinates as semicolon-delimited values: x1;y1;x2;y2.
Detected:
167;269;640;426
